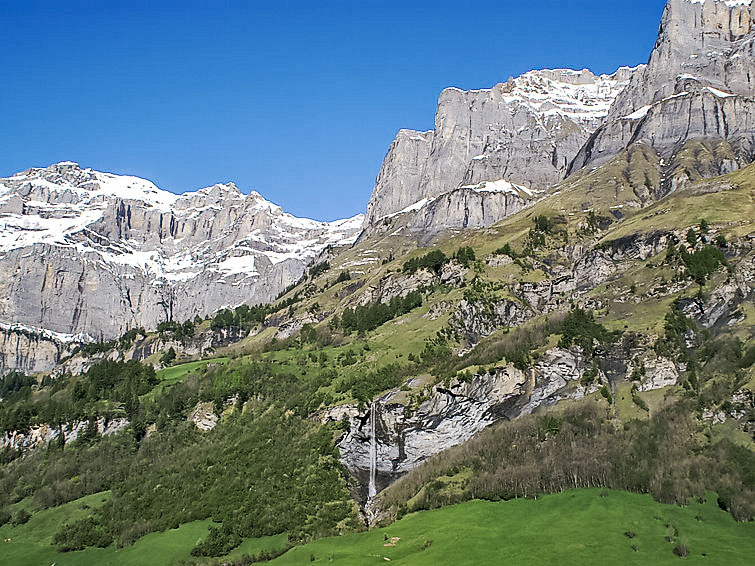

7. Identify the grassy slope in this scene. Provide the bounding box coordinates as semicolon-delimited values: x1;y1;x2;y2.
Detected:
4;490;752;565
271;489;755;566
0;491;287;566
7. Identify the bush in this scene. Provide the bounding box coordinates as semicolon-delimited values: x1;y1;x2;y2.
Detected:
160;347;177;367
191;523;242;557
673;544;690;557
0;509;11;527
403;250;447;274
680;245;729;285
454;246;476;267
494;243;518;259
212;304;268;330
340;291;423;334
558;308;618;356
54;517;111;551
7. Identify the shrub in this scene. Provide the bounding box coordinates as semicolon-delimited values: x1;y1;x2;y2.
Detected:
600;386;613;405
160;347;177;367
454;246;476;267
54;517;111;551
558;308;618;356
673;544;690;557
190;523;242;557
12;508;32;526
309;261;330;279
494;243;518;259
680;245;729;285
403;250;447;274
340;291;422;334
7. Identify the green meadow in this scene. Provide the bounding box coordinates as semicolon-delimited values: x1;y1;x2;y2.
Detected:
2;489;752;566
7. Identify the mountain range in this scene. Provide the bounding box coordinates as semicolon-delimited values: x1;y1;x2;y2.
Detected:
0;2;753;563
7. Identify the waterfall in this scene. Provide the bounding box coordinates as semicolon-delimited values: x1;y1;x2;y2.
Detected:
367;401;377;499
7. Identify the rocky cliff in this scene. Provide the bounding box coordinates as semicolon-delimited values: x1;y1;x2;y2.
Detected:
571;0;755;177
328;346;682;501
0;325;76;374
364;67;641;229
0;162;363;345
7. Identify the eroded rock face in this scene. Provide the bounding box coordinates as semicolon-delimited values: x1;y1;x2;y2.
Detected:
404;186;531;234
0;162;363;348
637;357;680;392
0;328;73;373
679;252;754;328
364;130;434;227
329;366;528;499
572;0;755;176
189;402;218;431
330;347;607;500
451;298;533;344
358;269;438;306
1;416;129;452
364;68;641;230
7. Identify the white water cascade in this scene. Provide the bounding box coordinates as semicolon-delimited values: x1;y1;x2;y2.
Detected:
367;401;377;499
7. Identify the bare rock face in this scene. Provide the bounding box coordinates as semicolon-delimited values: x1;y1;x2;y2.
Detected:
0;162;363;347
188;402;219;431
330;365;529;499
572;0;755;176
330;347;602;500
364;130;434;227
363;68;641;231
1;416;129;452
0;326;74;373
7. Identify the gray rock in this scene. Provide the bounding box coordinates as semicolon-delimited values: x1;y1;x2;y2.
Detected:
572;0;755;176
331;347;601;502
0;162;363;356
364;67;641;230
1;416;129;452
0;326;74;373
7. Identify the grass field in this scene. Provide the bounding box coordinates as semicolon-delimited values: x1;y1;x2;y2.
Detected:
271;489;754;566
0;492;285;566
143;358;230;400
4;489;752;565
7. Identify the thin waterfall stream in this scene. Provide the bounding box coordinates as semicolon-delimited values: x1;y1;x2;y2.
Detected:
368;401;377;499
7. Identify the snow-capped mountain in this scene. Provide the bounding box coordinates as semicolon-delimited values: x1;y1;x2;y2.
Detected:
572;0;754;172
363;66;642;227
0;162;362;342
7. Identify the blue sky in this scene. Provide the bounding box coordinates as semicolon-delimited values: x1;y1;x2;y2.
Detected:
0;0;666;220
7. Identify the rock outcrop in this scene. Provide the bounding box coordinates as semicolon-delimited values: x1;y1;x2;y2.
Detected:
329;346;625;500
0;162;363;348
1;416;129;452
0;326;75;374
364;67;641;229
571;0;755;179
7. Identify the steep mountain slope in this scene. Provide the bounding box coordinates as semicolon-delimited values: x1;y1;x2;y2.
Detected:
0;162;362;349
571;0;755;179
0;1;753;564
363;67;640;229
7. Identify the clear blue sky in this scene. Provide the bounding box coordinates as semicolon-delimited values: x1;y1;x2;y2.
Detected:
0;0;666;220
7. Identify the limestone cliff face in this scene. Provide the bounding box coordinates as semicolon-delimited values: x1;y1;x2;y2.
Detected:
572;0;755;174
364;130;434;227
364;68;640;229
0;162;363;346
0;327;73;374
329;345;680;501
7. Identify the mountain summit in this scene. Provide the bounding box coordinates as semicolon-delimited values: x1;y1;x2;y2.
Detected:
0;162;362;341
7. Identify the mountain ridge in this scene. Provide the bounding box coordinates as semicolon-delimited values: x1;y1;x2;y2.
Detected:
0;161;362;348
